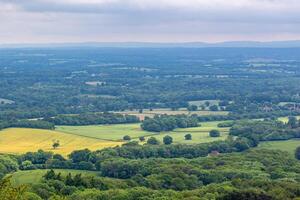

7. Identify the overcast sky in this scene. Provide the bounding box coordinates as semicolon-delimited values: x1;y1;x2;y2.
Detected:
1;0;300;44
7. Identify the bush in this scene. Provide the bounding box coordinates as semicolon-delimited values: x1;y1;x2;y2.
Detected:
163;135;173;145
209;130;220;137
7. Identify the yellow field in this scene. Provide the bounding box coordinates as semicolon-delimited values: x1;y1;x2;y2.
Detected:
0;128;122;156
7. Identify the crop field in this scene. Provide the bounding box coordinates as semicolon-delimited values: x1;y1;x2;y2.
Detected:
9;169;100;186
0;128;122;156
0;121;229;156
56;121;229;144
116;108;228;120
258;139;300;154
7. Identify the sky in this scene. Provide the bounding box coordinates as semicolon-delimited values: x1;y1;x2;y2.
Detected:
1;0;300;44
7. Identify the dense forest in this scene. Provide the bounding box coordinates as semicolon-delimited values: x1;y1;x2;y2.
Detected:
1;48;300;121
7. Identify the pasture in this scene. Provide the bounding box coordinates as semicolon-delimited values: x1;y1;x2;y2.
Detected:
258;139;300;154
56;121;229;144
0;128;122;156
56;123;152;141
9;169;100;186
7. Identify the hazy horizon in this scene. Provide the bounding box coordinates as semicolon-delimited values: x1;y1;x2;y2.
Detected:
1;0;300;44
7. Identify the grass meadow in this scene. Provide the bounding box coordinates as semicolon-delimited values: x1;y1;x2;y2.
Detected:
258;139;300;155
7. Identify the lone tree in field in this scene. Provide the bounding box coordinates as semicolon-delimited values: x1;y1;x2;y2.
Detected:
184;133;192;140
163;135;173;145
123;135;131;141
52;140;60;149
147;137;160;145
295;146;300;160
209;130;220;137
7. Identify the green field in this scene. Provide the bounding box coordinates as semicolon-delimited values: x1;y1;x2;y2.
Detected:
9;169;100;186
258;139;300;154
56;121;229;144
56;123;152;141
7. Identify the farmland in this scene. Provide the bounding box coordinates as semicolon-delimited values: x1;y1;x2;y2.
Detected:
56;121;229;144
258;139;300;154
0;128;122;156
116;108;228;120
9;169;100;186
0;121;229;156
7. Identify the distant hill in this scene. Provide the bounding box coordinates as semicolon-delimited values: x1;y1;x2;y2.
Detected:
2;41;300;48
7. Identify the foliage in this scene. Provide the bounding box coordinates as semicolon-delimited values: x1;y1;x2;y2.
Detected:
141;115;198;132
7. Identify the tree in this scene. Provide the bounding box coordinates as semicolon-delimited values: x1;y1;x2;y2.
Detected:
209;130;220;137
123;135;131;141
139;136;145;142
205;101;210;107
187;105;198;111
184;134;192;140
69;149;91;163
295;146;300;160
52;140;60;149
163;135;173;145
147;137;160;145
209;105;219;111
44;169;56;180
288;116;298;128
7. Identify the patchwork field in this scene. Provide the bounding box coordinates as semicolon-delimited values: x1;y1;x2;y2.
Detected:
258;139;300;154
0;121;229;156
9;169;100;186
0;128;122;156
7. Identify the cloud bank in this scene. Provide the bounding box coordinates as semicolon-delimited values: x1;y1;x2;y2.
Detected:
1;0;300;43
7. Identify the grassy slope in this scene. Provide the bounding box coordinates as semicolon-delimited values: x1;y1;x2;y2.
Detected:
258;139;300;154
0;128;123;156
9;169;100;186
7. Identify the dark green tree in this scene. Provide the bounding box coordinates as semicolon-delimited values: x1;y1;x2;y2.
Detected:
147;137;160;145
209;130;220;137
163;135;173;145
184;134;192;140
123;135;131;141
295;146;300;160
